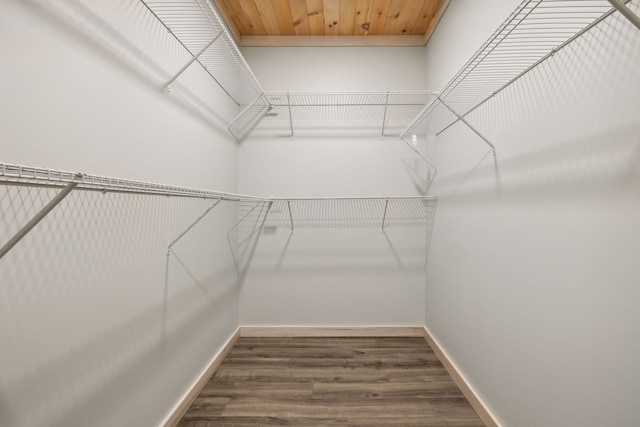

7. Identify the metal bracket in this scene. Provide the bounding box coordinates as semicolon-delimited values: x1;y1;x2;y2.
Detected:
167;197;222;254
0;180;79;260
287;92;294;137
437;97;496;155
381;92;390;136
607;0;640;31
165;32;222;89
227;201;272;274
381;199;389;229
287;200;294;231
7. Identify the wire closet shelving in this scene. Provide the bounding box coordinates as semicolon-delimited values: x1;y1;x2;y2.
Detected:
0;163;436;262
400;0;640;153
141;0;266;106
228;91;437;140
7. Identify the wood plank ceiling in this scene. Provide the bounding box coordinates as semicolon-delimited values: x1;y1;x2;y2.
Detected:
211;0;450;46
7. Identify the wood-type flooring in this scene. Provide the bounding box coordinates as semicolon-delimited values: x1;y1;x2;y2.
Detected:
177;336;485;426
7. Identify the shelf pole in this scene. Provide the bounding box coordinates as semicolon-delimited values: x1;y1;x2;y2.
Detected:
167;198;222;253
381;92;389;136
287;92;294;137
165;33;221;88
437;97;496;154
607;0;640;30
381;199;389;230
287;200;294;231
0;181;78;260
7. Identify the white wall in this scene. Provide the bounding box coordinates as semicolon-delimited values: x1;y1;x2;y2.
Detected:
242;46;428;91
0;1;241;426
423;1;640;427
238;46;431;326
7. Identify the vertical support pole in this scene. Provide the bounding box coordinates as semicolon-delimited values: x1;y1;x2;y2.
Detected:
438;97;496;154
381;92;390;136
0;181;78;260
166;32;221;88
287;92;294;137
287;200;294;231
607;0;640;31
381;199;389;230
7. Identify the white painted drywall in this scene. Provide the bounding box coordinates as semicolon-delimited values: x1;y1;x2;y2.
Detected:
241;46;428;91
238;46;431;326
423;1;640;427
0;1;241;426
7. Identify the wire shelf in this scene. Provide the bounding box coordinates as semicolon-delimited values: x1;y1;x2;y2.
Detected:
228;91;437;140
402;0;624;140
0;163;436;228
0;162;261;201
142;0;265;106
264;197;437;229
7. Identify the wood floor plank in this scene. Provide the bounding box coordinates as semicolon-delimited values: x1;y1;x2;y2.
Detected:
177;337;485;426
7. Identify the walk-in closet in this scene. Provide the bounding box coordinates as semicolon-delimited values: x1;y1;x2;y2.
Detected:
1;0;639;426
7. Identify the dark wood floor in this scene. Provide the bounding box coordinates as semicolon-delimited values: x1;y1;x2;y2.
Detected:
178;336;484;426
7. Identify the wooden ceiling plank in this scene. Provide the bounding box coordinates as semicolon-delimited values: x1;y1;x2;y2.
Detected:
211;0;243;40
306;0;325;35
368;0;391;36
395;0;425;36
413;0;439;35
254;0;282;35
424;0;450;45
353;0;374;36
240;35;425;47
382;0;404;36
290;0;311;35
323;0;340;35
272;0;297;35
238;0;267;35
339;0;357;36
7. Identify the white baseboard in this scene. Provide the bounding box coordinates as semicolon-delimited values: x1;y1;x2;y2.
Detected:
161;327;241;427
240;326;426;337
422;326;503;427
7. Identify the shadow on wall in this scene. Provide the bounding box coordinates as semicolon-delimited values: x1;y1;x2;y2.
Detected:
0;187;239;427
425;4;640;200
15;0;233;130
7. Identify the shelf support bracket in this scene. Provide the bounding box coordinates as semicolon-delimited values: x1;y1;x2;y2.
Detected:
165;32;221;88
381;199;389;230
0;180;79;260
607;0;640;30
437;97;496;155
381;92;389;136
287;92;294;137
167;197;222;254
287;200;294;231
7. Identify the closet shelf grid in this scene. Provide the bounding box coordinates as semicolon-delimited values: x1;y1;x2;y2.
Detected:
401;0;640;153
228;91;437;140
141;0;265;106
0;163;436;262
